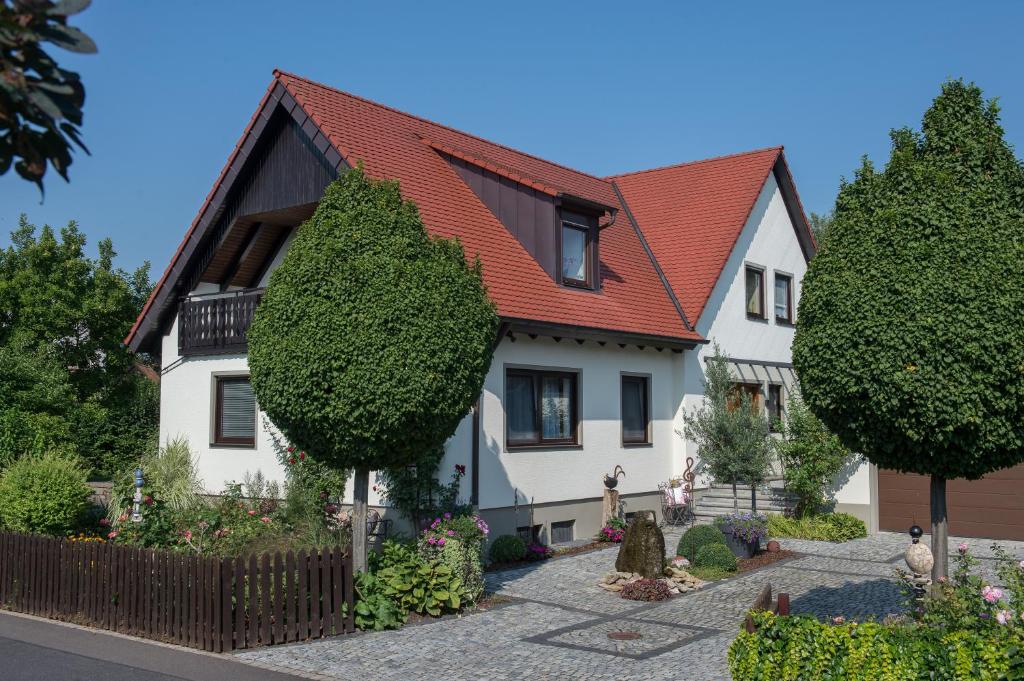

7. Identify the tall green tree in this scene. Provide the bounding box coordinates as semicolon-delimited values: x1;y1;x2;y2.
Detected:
0;216;156;477
248;167;498;571
682;346;773;511
793;80;1024;580
1;0;96;191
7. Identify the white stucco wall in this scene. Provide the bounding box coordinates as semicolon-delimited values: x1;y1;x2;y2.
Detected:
475;336;680;510
672;173;871;508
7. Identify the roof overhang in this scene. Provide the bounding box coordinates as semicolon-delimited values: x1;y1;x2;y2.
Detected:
502;317;704;352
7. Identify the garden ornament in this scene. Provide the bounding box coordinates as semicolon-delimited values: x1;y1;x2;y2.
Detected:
604;465;626;490
131;467;144;523
905;524;933;597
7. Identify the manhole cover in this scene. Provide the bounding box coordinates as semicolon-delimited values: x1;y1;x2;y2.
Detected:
607;630;642;641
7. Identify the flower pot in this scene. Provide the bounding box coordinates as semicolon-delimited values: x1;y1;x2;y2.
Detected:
720;527;758;558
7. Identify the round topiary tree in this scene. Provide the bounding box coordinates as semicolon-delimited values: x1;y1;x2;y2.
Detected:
693;543;737;572
676;523;726;561
247;167;499;571
793;80;1024;580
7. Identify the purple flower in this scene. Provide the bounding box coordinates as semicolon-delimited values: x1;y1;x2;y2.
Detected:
443;512;452;520
437;538;446;546
447;530;455;537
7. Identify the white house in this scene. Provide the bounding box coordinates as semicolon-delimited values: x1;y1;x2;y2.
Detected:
127;71;872;543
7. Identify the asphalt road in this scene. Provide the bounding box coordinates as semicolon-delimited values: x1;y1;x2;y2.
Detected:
0;611;306;681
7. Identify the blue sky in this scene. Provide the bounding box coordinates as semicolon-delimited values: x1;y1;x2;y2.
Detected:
2;1;1022;275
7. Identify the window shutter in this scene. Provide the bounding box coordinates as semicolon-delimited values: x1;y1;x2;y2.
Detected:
220;379;256;440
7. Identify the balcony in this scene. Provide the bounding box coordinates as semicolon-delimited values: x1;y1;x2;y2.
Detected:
178;288;264;356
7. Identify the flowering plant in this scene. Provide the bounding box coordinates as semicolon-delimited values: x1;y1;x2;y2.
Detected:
597;516;627;543
420;512;489;549
902;542;1024;631
714;511;768;544
523;542;553;562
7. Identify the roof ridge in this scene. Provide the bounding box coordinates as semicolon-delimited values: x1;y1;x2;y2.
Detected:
605;146;783;180
272;69;615;188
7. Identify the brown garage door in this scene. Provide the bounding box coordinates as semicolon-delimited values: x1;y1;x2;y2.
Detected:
878;465;1024;540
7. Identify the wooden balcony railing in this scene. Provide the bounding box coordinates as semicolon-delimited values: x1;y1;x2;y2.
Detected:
178;288;264;356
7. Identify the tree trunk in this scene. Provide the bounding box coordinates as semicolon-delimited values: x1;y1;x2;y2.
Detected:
751;485;757;513
930;474;948;582
352;467;369;574
731;480;738;512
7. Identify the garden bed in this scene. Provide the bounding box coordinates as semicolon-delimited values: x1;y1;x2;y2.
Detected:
690;549;800;582
485;541;614;572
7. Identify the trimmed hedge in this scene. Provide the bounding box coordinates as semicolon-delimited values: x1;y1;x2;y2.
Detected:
694;543;737;572
676;524;725;561
0;452;92;536
488;535;526;563
729;612;1023;680
767;512;867;543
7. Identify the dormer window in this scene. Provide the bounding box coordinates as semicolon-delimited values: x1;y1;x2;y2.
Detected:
561;221;592;288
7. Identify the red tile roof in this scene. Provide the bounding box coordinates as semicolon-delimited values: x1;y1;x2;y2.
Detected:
609;148;787;324
128;71;811;351
274;71;698;343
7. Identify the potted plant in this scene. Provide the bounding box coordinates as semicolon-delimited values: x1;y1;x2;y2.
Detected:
714;512;767;559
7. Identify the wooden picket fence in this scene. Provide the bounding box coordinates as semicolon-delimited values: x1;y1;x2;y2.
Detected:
0;531;354;651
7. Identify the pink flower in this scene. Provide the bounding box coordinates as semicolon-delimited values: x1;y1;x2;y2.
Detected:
447;530;455;537
996;610;1012;625
107;531;118;539
958;543;968;554
832;616;845;625
247;509;256;516
1019;560;1024;570
260;516;271;524
117;513;129;523
287;446;295;453
288;457;297;465
299;452;306;461
98;518;110;527
183;530;193;541
982;585;1004;603
443;512;452;520
437;537;446;546
143;495;154;506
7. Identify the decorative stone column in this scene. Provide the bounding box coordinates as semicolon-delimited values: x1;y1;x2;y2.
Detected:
602;489;619;528
905;524;933;600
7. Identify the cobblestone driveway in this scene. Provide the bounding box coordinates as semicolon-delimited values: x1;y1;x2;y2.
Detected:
236;532;1024;681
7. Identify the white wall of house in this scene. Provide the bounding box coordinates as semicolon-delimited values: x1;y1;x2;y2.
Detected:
474;336;680;510
672;173;871;512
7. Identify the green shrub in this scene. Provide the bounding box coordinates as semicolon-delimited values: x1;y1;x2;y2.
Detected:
694;543;737;571
107;437;204;523
0;452;92;535
489;534;526;563
729;612;1020;680
676;524;725;561
766;512;867;542
374;541;466;616
353;571;406;631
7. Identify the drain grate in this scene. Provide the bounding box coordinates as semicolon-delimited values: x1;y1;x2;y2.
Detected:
607;630;642;641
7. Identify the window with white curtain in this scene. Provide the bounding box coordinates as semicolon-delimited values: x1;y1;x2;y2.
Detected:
505;368;578;447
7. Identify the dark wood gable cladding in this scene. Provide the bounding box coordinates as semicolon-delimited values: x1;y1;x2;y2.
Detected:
444;152;561;280
194;110;337;289
128;81;347;355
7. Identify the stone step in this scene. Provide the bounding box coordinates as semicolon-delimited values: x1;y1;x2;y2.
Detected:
695;499;789;513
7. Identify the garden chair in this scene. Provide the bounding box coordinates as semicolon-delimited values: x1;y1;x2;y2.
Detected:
659;479;692;526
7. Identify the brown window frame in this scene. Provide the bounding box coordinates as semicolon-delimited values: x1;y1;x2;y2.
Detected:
621;374;652;445
728;382;763;414
560;220;594;289
745;265;766;320
213;375;257;447
767;384;784;432
505;368;580;448
774;272;793;324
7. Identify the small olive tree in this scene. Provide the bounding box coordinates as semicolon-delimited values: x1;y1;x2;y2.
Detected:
248;167;498;571
681;347;773;511
793;81;1024;580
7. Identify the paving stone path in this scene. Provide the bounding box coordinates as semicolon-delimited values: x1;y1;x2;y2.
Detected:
236;531;1024;681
